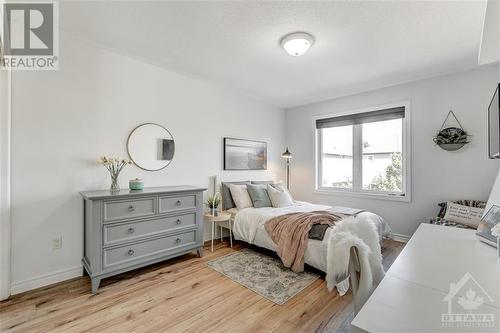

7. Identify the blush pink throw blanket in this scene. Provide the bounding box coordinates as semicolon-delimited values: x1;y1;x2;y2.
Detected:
264;211;346;272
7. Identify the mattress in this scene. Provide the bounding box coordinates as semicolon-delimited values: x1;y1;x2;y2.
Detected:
231;202;389;273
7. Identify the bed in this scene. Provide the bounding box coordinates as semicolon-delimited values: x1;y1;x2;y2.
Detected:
228;201;391;273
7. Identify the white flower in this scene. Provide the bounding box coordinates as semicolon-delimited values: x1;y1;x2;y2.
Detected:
97;156;107;165
97;155;132;173
491;224;500;238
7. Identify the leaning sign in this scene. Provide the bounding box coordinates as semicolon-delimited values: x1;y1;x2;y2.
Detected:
1;2;59;70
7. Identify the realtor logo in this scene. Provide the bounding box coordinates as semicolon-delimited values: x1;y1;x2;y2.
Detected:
1;2;59;70
441;272;495;328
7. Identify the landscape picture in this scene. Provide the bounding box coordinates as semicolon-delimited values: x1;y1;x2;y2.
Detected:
224;138;267;170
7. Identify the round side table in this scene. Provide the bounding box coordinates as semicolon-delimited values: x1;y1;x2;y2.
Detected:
204;212;233;252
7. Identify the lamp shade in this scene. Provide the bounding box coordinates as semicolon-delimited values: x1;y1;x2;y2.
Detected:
282;147;293;159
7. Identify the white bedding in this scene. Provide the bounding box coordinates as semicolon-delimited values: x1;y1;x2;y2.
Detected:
232;201;390;273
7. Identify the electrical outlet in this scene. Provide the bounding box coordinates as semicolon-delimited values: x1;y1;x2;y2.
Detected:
53;236;62;250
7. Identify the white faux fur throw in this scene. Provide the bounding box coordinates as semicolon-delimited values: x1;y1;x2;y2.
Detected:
326;216;385;308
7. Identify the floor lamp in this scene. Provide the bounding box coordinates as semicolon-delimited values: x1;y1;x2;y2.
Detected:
282;148;293;189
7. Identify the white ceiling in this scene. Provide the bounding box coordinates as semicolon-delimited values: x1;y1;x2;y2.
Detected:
60;1;488;108
479;0;500;65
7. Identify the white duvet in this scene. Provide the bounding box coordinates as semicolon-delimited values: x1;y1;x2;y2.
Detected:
231;201;390;273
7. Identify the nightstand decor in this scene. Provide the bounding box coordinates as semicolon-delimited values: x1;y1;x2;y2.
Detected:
205;192;221;216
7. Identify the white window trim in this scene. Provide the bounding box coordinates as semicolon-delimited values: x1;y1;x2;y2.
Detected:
312;101;412;203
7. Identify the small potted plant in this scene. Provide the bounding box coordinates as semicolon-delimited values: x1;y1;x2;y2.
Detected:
433;110;470;151
205;193;221;216
97;156;133;193
433;127;470;151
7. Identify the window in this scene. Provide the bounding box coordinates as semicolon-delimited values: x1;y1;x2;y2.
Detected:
316;105;409;199
320;125;353;189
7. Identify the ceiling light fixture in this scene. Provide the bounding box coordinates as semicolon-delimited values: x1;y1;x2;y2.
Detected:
280;32;314;57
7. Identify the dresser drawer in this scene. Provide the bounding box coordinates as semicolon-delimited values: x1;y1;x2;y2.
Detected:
103;197;156;222
159;195;196;213
103;231;196;269
103;213;196;245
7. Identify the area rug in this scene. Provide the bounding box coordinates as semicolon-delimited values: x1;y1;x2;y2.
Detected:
207;248;319;305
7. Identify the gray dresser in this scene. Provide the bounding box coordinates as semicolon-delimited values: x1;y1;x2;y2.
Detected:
80;186;206;293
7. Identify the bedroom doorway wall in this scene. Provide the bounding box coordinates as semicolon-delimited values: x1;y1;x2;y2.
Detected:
0;60;12;300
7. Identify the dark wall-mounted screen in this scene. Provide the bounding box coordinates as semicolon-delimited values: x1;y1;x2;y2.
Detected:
489;84;500;159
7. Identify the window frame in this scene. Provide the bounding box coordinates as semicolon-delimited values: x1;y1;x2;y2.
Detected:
313;101;411;202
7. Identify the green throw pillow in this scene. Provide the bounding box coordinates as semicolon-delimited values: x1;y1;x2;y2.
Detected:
246;184;272;208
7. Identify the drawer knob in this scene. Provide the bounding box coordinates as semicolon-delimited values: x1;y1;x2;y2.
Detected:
175;238;181;244
128;205;135;212
127;227;135;234
175;200;182;206
176;219;181;225
127;249;135;256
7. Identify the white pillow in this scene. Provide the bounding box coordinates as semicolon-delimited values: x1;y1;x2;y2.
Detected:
229;184;253;209
267;184;294;208
443;202;484;228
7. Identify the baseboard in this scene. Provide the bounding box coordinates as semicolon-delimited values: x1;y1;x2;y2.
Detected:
11;265;83;295
392;233;410;243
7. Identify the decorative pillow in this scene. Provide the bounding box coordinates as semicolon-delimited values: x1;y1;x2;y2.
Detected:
229;184;253;209
437;200;486;218
267;184;294;208
443;202;485;228
221;181;250;210
246;184;272;208
429;216;475;229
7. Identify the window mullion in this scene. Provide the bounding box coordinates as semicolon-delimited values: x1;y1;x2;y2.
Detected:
317;129;323;189
352;124;363;192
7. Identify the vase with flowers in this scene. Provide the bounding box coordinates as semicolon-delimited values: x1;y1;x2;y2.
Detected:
97;156;133;193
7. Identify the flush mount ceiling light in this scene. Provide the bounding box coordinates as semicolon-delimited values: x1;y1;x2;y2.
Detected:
280;32;314;57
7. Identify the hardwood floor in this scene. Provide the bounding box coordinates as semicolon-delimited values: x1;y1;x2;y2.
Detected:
0;239;404;333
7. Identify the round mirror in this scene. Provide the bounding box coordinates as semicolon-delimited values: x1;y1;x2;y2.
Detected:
127;123;175;171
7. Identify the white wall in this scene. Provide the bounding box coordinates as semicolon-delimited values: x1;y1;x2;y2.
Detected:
0;67;12;300
285;64;500;239
10;35;285;293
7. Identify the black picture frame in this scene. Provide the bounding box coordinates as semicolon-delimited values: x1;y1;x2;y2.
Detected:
223;137;267;170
